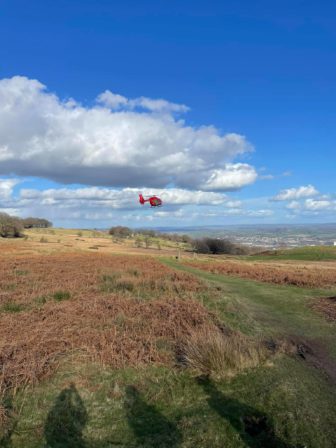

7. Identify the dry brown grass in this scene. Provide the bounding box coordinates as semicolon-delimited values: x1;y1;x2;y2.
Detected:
0;252;215;405
0;249;276;424
181;326;266;378
311;296;336;322
0;253;203;306
0;228;188;257
184;259;336;288
0;296;214;392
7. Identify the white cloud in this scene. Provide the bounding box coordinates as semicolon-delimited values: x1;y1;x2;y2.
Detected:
286;200;301;210
226;200;242;208
0;207;20;215
284;196;336;216
199;207;274;218
304;198;334;211
201;164;257;190
0;76;256;191
0;178;20;199
246;209;274;217
273;185;319;201
96;91;128;109
97;90;189;113
18;187;228;208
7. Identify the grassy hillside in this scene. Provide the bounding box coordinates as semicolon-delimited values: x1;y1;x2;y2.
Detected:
1;233;336;447
252;245;336;261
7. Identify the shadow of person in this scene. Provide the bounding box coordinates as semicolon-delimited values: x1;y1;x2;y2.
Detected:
197;376;296;448
44;383;88;448
124;385;182;448
0;394;17;448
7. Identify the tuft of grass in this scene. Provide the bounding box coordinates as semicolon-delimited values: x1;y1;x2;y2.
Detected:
3;284;16;291
39;237;48;243
34;296;48;306
14;270;29;276
181;327;266;378
1;302;26;313
101;273;135;293
53;291;71;302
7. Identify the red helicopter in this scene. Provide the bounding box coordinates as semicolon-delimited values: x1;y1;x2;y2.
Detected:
139;193;163;207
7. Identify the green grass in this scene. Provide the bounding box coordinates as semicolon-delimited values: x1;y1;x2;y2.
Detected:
250;245;336;261
2;257;336;447
14;270;29;276
1;302;27;313
33;295;48;306
53;290;71;301
7;354;336;448
164;259;336;355
101;273;135;294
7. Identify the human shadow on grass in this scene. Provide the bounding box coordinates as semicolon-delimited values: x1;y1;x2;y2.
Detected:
197;376;297;448
124;385;182;448
0;394;17;448
44;383;88;448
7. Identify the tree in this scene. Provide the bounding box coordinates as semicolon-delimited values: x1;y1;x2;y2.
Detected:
192;238;247;255
0;213;23;238
204;238;235;255
144;237;152;249
192;239;211;254
109;226;132;238
22;217;52;228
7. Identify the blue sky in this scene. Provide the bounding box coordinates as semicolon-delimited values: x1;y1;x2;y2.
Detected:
0;0;335;227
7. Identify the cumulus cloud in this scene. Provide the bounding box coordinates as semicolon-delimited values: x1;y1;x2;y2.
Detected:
0;178;20;199
0;177;280;224
272;185;319;201
286;200;301;210
97;90;189;113
0;76;256;191
18;187;228;209
96;91;129;109
201;164;257;190
284;195;336;215
304;198;334;211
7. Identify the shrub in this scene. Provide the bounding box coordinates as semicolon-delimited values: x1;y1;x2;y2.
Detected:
192;238;249;255
0;213;23;238
134;238;142;248
109;226;132;238
144;237;152;249
192;239;211;254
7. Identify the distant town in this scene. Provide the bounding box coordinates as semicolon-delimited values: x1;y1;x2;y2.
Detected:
155;224;336;249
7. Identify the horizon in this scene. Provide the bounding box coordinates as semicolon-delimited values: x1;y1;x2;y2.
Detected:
0;1;335;227
51;222;336;231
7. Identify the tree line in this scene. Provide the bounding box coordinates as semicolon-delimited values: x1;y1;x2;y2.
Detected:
108;226;249;255
108;226;192;243
0;213;52;238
